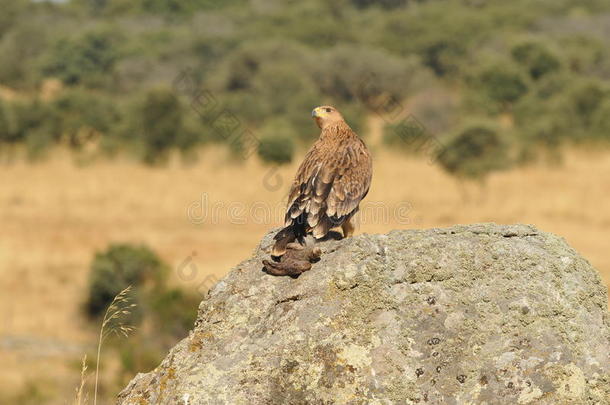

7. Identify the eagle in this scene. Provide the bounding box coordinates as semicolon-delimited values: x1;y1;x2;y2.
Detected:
271;106;373;257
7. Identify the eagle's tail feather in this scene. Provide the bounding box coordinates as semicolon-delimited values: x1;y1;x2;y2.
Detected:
271;225;296;257
272;213;307;257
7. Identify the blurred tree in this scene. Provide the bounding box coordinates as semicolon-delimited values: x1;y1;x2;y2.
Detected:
0;0;27;38
436;122;512;182
559;35;605;74
567;80;606;129
127;87;187;164
592;99;610;142
148;288;200;339
0;21;49;87
252;63;320;140
0;100;17;144
51;88;121;149
474;63;528;108
257;119;295;164
86;243;168;318
42;29;120;86
313;45;418;107
511;41;561;80
550;79;608;142
351;0;407;9
85;241;199;394
0;99;58;148
0;0;608;166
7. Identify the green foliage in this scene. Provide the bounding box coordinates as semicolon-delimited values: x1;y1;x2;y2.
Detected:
257;136;294;164
0;20;49;87
376;3;493;77
437;122;512;181
86;243;168;318
117;338;164;379
148;288;200;340
351;0;406;9
0;0;28;38
0;99;57;159
564;80;607;130
51;88;121;148
43;29;121;86
592;99;610;142
475;64;528;107
79;0;247;16
0;0;609;165
0;99;17;143
85;241;201;393
123;87;198;164
559;35;605;74
313;45;417;107
257;120;295;164
337;103;366;136
511;41;561;80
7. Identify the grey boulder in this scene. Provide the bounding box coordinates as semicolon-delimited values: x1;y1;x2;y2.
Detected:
117;224;610;404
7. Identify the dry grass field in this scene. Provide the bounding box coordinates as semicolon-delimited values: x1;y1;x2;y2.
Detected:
1;141;609;403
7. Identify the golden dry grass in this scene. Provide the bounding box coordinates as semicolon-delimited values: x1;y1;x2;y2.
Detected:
1;143;609;403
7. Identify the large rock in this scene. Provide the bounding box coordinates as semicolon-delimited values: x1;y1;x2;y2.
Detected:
117;224;610;405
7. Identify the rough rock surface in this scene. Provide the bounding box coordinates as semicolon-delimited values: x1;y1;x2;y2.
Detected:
117;224;610;405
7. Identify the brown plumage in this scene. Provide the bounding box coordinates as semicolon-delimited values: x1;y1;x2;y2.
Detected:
271;106;373;257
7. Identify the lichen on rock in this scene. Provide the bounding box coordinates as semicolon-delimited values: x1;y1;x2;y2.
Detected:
117;224;610;405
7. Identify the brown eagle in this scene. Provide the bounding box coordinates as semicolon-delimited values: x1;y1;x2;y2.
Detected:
271;106;373;257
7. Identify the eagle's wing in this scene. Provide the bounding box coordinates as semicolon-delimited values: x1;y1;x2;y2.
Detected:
284;138;372;238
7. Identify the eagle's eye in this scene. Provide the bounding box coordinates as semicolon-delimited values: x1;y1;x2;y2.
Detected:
325;108;332;113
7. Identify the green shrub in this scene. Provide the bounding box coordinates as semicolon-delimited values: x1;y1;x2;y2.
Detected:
42;29;120;86
421;38;467;78
513;92;564;150
149;288;200;340
0;100;16;143
378;4;489;77
436;122;511;181
0;0;27;38
0;20;49;87
258;134;294;165
591;99;610;142
118;338;164;379
0;99;58;148
566;80;606;129
476;64;528;106
51;88;121;149
252;63;321;140
559;35;605;74
86;243;168;318
124;87;188;164
313;45;418;107
351;0;406;9
511;41;561;80
0;99;59;160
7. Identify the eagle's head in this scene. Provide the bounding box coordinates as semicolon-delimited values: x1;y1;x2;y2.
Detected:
312;105;344;129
